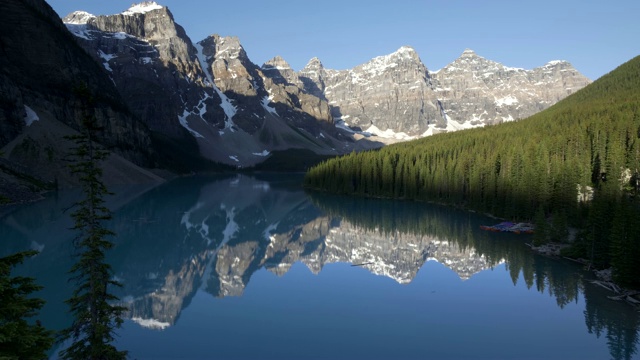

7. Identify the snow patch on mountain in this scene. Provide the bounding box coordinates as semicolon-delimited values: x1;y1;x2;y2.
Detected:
252;150;270;156
64;24;93;40
193;42;237;134
261;96;278;115
23;105;39;126
364;125;415;140
495;95;518;106
122;2;164;15
178;109;204;138
97;50;116;72
334;119;356;133
421;119;483;136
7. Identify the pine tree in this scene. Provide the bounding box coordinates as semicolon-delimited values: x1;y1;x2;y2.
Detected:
0;250;54;359
609;200;640;288
58;86;127;360
549;211;569;243
532;206;548;247
303;55;640;286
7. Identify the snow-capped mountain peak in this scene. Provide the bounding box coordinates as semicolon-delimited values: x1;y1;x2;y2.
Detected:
262;56;292;71
59;1;590;168
306;57;323;67
543;59;570;68
394;45;418;56
356;45;423;79
62;10;95;24
461;48;477;57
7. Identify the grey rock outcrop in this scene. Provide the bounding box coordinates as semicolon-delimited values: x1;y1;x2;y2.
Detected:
55;2;590;169
0;0;157;192
430;49;590;126
298;57;328;99
261;56;334;129
63;5;221;138
300;47;591;137
62;4;369;168
197;34;270;133
301;46;444;136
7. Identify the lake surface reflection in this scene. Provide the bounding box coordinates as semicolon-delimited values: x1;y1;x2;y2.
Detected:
1;174;638;359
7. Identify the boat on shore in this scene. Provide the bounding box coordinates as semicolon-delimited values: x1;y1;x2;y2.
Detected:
480;221;534;234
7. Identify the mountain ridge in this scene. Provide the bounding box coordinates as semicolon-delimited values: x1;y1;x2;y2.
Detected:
299;46;590;138
0;0;164;203
0;0;592;201
61;2;590;150
61;3;376;168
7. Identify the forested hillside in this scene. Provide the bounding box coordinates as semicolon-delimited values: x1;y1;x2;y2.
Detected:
304;55;640;288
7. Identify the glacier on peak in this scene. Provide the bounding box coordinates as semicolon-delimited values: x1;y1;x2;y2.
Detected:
395;45;417;55
63;10;95;24
122;1;164;15
545;60;568;66
387;45;420;61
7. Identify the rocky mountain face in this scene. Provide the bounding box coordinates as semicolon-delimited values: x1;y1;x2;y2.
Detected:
1;0;591;190
0;0;160;196
300;47;591;138
59;2;589;168
62;3;369;168
300;47;445;138
65;4;212;137
430;49;590;129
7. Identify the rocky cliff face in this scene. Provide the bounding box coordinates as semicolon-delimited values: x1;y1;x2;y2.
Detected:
63;4;366;167
64;4;221;141
300;48;591;138
58;2;590;167
4;0;590;177
261;56;334;132
300;46;444;138
430;49;590;128
0;0;158;192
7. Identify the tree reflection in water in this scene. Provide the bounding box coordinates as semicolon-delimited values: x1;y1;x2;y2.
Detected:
1;174;637;359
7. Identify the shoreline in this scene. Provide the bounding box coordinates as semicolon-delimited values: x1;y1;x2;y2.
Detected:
528;242;640;307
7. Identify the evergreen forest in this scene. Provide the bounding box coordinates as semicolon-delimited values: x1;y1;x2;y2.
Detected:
304;55;640;288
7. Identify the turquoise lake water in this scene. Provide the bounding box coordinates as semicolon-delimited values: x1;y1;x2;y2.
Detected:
1;173;637;359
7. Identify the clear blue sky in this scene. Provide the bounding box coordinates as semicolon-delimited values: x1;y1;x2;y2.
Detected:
46;0;639;80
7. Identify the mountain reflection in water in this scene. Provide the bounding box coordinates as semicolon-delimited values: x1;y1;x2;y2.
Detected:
1;174;638;359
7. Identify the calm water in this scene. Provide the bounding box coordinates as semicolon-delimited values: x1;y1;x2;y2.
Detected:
1;173;638;360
